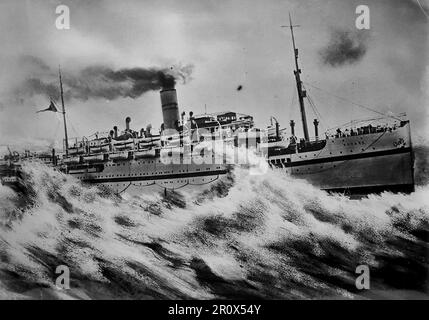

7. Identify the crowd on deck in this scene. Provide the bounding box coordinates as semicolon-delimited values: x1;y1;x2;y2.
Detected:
327;123;402;139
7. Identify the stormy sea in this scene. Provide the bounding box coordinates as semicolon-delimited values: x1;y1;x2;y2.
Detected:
0;144;428;300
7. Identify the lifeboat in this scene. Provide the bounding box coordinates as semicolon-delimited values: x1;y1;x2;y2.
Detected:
83;154;105;163
68;147;86;155
138;142;154;149
137;137;161;149
63;156;81;165
88;138;110;153
89;144;110;153
134;148;156;158
113;138;134;151
109;151;129;161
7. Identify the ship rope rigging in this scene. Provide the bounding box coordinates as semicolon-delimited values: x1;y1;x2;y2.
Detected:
51;117;62;143
67;118;80;138
287;82;297;123
301;83;329;132
302;81;403;122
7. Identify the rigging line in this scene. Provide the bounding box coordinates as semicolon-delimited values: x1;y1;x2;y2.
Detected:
52;119;61;142
302;83;332;131
189;175;220;186
288;85;297;120
310;98;325;126
306;94;320;121
303;86;322;120
416;0;429;18
67;116;80;137
304;86;328;129
303;81;402;121
308;98;326;130
119;182;133;194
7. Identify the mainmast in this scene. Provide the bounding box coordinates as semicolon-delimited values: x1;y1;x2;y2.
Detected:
59;66;69;156
283;13;309;141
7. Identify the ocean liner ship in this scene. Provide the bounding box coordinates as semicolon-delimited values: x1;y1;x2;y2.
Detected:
1;18;415;196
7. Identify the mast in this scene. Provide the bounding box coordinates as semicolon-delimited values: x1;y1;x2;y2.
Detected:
283;13;309;141
59;66;69;156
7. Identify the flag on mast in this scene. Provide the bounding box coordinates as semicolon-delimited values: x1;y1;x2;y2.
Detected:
36;100;58;113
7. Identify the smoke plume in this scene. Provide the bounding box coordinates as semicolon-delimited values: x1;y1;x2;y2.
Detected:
13;58;194;102
319;29;369;67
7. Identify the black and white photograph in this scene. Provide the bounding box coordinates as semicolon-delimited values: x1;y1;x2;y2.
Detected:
0;0;428;308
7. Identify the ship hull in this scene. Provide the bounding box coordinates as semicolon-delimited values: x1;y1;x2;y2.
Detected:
286;148;414;194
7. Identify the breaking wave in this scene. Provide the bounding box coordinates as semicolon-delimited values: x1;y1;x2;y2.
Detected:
0;145;428;300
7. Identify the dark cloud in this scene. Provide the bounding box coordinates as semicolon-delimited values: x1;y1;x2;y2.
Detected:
14;57;194;102
319;29;369;67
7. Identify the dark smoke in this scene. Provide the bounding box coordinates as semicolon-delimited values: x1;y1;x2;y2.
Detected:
14;58;193;102
319;29;368;67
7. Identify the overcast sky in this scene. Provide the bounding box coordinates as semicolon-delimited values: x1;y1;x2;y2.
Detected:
0;0;427;151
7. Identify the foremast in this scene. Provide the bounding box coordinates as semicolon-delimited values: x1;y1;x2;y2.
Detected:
59;66;69;156
283;13;309;141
